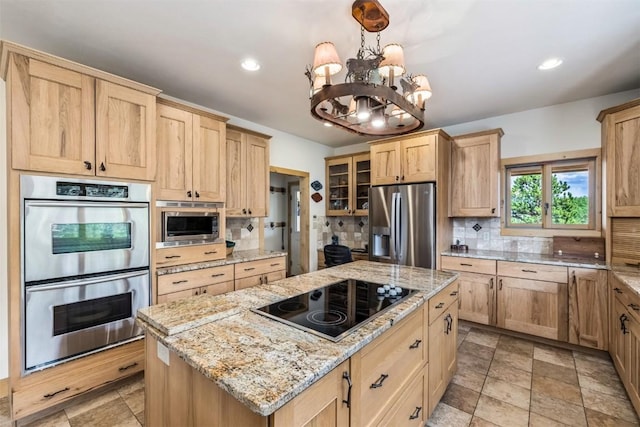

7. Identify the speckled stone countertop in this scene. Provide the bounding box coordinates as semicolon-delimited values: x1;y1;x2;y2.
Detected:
442;249;607;269
157;249;287;276
611;265;640;298
137;261;458;416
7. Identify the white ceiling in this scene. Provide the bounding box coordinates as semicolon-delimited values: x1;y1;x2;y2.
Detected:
1;0;639;147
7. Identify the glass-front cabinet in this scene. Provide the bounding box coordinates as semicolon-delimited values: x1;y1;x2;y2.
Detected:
326;152;370;216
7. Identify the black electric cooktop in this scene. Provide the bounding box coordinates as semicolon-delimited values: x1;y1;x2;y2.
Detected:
252;279;418;342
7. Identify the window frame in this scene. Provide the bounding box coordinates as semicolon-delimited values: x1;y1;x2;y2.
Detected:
501;148;602;238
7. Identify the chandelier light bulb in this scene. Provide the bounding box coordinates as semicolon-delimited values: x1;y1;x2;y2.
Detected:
356;97;371;120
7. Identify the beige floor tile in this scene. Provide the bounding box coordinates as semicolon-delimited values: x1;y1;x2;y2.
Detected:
465;329;500;349
572;349;612;366
459;321;473;333
530;392;587;426
487;358;532;390
469;416;501;427
459;340;496;362
573;353;618;378
68;398;140;427
121;387;144;416
581;387;640;424
458;351;493;375
493;348;533;373
496;335;534;358
532;359;578;386
458;333;468;348
134;410;144;426
452;367;487;393
481;376;530;410
531;374;582;405
116;374;144;397
21;411;71;427
64;390;120;419
584;407;640;427
528;412;569;426
426;402;472;427
533;345;575;368
441;383;480;415
577;372;629;400
473;395;529;427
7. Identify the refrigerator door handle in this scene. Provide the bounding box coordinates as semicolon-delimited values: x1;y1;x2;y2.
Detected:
395;192;402;258
390;192;397;260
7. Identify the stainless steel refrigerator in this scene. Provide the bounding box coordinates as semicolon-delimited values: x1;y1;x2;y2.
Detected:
368;183;436;269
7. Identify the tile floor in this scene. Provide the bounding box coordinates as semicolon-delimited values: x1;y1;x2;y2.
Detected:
0;322;638;427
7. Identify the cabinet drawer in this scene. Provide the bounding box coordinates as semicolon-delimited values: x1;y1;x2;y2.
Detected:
358;308;425;425
428;280;460;325
234;256;286;279
441;256;496;275
157;265;234;296
156;243;226;267
265;270;286;284
498;261;568;283
377;363;427;427
612;281;640;323
12;339;144;419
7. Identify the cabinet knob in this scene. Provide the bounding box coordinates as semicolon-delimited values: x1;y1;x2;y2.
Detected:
99;162;106;172
242;208;247;214
195;191;200;198
248;209;252;215
395;176;400;181
491;208;496;214
83;161;92;170
401;175;404;181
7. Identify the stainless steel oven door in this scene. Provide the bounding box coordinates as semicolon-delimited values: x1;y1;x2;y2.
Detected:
24;269;149;372
24;200;149;283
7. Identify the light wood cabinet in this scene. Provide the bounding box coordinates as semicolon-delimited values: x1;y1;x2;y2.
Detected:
234;256;287;290
449;128;502;217
7;53;158;180
568;268;608;350
609;273;640;414
226;126;270;217
370;133;437;185
325;152;370;216
497;261;568;341
155;242;226;268
598;99;640;217
377;363;428;426
428;281;458;416
157;264;234;303
156;100;227;202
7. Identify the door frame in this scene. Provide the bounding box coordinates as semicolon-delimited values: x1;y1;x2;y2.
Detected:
270;166;310;274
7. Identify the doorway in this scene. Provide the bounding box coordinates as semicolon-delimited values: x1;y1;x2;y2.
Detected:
266;167;309;276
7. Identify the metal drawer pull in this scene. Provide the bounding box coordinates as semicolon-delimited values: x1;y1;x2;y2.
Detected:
489;278;494;289
211;273;225;278
165;255;181;259
270;263;280;267
204;251;218;255
118;362;139;372
172;280;188;285
244;267;256;271
614;288;623;294
342;372;352;408
409;339;422;349
435;302;445;309
450;291;458;296
370;373;389;389
620;314;629;335
499;279;503;290
522;269;537;273
409;406;422;420
629;303;640;312
44;387;70;399
460;263;473;266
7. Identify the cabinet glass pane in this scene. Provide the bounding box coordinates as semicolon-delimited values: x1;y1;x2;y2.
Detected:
329;162;350;211
355;159;370;210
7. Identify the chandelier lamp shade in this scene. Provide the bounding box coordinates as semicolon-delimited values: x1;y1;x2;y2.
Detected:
305;0;431;136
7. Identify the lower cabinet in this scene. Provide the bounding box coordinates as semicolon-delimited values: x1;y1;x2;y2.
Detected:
568;268;608;350
609;273;640;414
157;264;234;303
235;256;287;290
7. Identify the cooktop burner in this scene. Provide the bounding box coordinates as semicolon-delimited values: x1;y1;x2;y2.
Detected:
252;279;418;342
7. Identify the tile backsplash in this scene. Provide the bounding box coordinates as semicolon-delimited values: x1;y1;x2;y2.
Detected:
225;217;260;251
314;215;369;250
451;218;552;255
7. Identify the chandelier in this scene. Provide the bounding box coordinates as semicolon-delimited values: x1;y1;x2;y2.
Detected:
305;0;432;136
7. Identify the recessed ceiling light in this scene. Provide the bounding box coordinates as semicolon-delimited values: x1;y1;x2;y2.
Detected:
538;58;563;70
241;58;260;71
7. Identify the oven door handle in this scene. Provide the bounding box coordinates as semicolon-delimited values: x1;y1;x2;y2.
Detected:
25;201;149;209
25;270;149;292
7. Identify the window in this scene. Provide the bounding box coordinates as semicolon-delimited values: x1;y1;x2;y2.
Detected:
502;149;600;236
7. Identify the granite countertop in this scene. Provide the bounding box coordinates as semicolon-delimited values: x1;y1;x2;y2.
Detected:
157;249;287;276
137;260;458;416
441;249;607;269
610;265;640;298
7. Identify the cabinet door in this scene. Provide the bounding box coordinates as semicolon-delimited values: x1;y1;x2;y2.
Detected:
264;270;286;285
226;129;246;216
497;277;568;341
605;105;640;216
628;313;640;412
449;131;500;217
352;153;370;216
458;272;495;325
611;296;630;378
235;275;262;290
401;135;436;183
156;103;193;201
326;157;353;215
96;80;156;181
157;288;198;304
370;141;400;185
9;54;95;175
428;304;457;416
193;115;226;202
246;135;269;216
569;268;608;350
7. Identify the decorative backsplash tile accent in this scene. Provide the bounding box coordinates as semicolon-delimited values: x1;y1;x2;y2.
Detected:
338;220;344;227
246;223;254;233
315;215;369;251
451;218;552;254
472;223;482;232
226;218;260;251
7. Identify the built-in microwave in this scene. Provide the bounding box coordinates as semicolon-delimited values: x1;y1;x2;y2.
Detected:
157;201;223;246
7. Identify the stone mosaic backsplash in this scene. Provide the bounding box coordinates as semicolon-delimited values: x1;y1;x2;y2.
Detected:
314;215;369;250
225;217;260;251
451;218;552;255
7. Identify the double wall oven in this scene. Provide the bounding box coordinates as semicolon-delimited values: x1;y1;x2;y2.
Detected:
20;175;151;373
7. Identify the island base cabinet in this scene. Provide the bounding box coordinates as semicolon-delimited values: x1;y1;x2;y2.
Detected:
428;301;458;416
377;363;428;426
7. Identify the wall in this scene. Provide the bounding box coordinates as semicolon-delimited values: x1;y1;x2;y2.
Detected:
0;79;7;381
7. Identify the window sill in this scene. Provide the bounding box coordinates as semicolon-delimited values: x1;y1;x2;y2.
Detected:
501;228;603;238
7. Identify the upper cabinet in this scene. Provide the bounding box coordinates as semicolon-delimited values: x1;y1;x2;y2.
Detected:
449;128;503;217
156;99;227;202
370;131;441;185
325;152;370;216
226;126;270;217
6;50;159;181
598;99;640;217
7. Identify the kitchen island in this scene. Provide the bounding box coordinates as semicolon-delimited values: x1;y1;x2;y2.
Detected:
137;261;459;426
